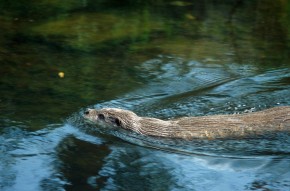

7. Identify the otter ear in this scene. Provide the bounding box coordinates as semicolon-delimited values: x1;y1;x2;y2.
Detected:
115;118;121;127
108;117;122;127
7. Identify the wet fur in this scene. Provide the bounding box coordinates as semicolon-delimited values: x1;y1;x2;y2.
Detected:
84;106;290;139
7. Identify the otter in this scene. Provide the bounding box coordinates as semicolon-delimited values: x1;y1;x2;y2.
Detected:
84;106;290;140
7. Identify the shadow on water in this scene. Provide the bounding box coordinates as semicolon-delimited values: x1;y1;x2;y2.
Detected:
1;0;290;190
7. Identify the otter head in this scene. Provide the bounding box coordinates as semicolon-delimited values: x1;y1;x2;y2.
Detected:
84;108;140;131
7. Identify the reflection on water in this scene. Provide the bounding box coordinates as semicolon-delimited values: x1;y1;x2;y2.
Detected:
1;124;290;191
1;0;290;190
0;124;104;190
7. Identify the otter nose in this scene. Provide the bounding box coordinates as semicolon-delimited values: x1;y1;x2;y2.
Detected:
84;109;92;115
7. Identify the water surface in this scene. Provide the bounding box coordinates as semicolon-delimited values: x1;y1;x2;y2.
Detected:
1;1;290;190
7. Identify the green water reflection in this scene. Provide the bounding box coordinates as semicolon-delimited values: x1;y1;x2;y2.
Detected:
1;0;290;128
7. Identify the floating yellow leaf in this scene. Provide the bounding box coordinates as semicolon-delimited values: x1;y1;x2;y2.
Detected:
58;72;65;78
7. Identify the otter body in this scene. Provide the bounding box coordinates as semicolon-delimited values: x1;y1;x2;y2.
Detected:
84;106;290;139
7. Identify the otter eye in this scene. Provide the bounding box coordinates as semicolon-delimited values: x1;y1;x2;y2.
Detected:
84;110;90;115
115;118;121;126
98;114;105;120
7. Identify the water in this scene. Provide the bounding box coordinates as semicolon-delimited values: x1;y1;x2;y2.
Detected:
1;1;290;190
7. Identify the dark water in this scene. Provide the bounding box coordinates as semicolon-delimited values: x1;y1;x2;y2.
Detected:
1;1;290;190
